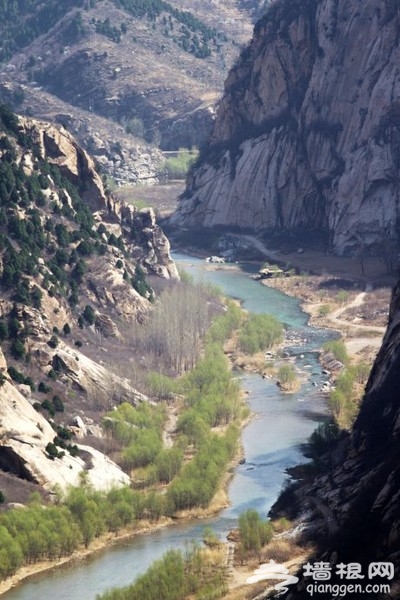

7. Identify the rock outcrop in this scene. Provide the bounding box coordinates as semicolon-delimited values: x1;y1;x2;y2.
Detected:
173;0;400;257
0;111;178;496
272;280;400;597
0;380;129;492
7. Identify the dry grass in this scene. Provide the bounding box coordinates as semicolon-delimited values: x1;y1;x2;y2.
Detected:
270;517;292;534
260;538;303;564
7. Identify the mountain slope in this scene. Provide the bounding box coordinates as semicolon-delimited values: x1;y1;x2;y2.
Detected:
0;105;177;496
0;0;261;183
172;0;400;259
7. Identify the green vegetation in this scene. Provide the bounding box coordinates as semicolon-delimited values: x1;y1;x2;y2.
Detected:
336;290;349;305
113;0;225;58
318;304;331;316
7;366;34;389
238;509;273;560
238;313;283;354
206;300;242;344
103;402;166;472
305;420;341;471
277;364;298;391
0;0;84;62
163;148;198;180
96;543;227;600
322;339;349;365
329;362;370;428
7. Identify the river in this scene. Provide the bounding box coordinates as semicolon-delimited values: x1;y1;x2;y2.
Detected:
3;253;335;600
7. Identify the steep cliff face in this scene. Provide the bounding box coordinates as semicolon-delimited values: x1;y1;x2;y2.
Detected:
173;0;400;256
272;281;400;597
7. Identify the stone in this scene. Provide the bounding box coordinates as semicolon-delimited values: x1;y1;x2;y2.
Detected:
172;0;400;257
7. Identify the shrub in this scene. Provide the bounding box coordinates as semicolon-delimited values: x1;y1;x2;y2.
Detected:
238;509;273;557
323;339;348;364
82;305;96;325
38;381;51;393
52;395;65;413
277;364;297;390
47;334;59;349
47;369;58;381
163;147;198;180
41;399;55;416
45;442;64;459
63;323;71;335
318;304;331;316
0;320;9;341
7;366;26;384
10;338;25;360
336;290;349;305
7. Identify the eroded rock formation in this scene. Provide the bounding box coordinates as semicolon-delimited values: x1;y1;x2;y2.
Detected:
173;0;400;256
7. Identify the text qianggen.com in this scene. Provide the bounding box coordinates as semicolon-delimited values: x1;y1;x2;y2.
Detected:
306;582;391;597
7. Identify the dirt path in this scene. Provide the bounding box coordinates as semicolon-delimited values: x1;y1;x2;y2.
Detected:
328;292;386;335
162;404;178;449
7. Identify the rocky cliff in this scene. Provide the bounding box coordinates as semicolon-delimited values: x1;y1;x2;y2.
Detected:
0;0;256;183
0;108;178;497
270;280;400;597
173;0;400;257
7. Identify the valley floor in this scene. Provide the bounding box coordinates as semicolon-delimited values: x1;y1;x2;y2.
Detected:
0;242;390;599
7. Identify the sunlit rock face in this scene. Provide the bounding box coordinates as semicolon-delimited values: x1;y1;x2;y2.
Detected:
173;0;400;256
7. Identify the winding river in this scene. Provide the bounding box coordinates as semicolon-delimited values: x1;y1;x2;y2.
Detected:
3;253;335;600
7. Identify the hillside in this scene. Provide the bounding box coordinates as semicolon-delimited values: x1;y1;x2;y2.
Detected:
0;0;267;184
0;105;178;500
172;0;400;261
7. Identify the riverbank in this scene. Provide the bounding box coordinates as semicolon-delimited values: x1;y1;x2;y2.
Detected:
260;273;388;366
0;517;174;596
0;435;248;597
1;255;386;596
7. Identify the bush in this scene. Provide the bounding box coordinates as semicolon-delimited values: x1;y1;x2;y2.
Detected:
38;381;51;393
238;509;273;557
45;442;64;459
52;395;65;413
10;338;25;360
323;339;348;364
277;364;298;390
82;305;96;325
47;369;58;380
318;304;331;316
163;147;198;180
41;399;55;416
63;323;71;335
238;313;283;354
47;334;59;349
7;366;26;384
0;320;9;341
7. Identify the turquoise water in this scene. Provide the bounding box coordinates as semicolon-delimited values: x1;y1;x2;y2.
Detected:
2;255;334;600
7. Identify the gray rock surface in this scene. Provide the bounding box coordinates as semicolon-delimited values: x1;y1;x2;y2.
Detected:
173;0;400;256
